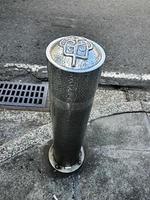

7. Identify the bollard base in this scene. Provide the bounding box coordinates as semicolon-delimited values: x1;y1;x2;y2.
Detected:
48;145;85;173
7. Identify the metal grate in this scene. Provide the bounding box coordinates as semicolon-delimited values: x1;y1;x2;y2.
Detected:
0;81;48;108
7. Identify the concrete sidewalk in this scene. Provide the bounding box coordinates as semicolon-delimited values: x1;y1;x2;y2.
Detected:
0;87;150;200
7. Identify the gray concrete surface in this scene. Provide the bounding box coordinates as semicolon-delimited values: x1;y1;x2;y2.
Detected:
0;87;150;199
0;0;150;87
1;112;150;200
79;113;150;200
0;86;148;162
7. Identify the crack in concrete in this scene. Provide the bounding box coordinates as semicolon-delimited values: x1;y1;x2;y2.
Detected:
89;110;150;123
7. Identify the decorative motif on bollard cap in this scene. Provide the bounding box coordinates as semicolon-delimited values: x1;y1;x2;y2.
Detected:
46;36;105;73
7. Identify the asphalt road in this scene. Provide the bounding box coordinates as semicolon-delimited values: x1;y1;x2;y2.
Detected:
0;0;150;77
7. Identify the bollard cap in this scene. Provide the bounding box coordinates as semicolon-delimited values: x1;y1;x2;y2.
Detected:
46;36;105;73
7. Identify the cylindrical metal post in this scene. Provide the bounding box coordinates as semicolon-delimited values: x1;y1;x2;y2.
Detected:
46;36;105;173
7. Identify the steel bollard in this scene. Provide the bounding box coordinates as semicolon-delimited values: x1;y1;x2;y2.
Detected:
46;36;105;173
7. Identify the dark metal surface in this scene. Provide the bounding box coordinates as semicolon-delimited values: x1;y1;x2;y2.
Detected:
50;66;100;166
46;36;105;173
0;81;48;108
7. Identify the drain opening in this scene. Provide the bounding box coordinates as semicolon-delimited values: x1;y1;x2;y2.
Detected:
0;81;48;108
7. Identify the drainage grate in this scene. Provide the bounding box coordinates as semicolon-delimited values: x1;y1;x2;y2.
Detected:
0;81;48;108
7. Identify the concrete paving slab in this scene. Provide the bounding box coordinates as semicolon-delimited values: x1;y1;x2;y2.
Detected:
77;112;150;200
0;110;51;145
0;86;148;164
0;124;52;163
90;113;150;150
90;88;143;120
0;145;75;200
0;87;143;144
77;147;150;200
1;112;150;199
90;101;143;121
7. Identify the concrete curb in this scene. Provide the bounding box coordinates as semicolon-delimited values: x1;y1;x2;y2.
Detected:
2;63;150;87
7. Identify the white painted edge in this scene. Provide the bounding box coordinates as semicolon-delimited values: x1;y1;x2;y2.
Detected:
4;63;150;81
4;63;46;72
